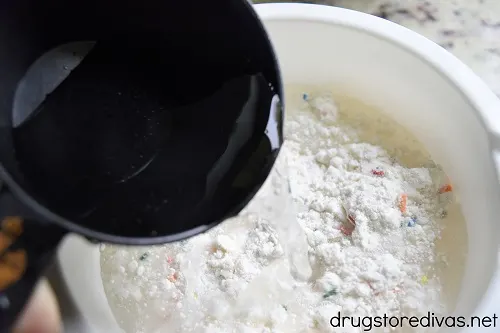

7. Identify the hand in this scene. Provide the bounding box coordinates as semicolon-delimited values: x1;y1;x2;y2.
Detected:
13;279;62;333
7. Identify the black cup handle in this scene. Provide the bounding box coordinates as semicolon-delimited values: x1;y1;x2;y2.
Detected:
0;188;66;331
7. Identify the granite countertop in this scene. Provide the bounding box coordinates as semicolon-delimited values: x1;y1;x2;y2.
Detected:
257;0;500;97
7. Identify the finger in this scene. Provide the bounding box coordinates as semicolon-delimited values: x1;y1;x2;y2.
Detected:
12;279;62;333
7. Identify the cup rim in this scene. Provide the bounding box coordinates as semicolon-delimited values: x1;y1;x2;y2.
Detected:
0;0;284;246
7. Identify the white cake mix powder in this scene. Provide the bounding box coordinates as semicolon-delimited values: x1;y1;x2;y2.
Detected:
100;87;467;333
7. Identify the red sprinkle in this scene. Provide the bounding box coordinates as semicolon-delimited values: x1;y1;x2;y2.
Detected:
347;214;356;226
365;280;381;296
438;184;453;194
167;256;174;264
366;281;375;290
340;225;353;236
371;169;385;177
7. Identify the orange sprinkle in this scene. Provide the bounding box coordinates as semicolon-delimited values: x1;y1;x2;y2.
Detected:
168;272;178;282
371;169;385;177
399;194;407;214
438;184;453;194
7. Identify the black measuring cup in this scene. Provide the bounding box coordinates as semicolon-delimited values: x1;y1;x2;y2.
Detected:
0;0;283;329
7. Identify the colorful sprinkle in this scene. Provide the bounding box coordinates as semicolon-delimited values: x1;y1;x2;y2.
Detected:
139;252;149;261
365;281;375;290
420;275;428;284
302;93;309;101
438;184;453;194
340;204;355;236
323;288;338;299
167;256;174;264
392;287;402;294
399;194;408;214
340;225;353;236
347;214;356;226
408;217;417;227
371;169;385;177
365;281;381;296
168;272;178;282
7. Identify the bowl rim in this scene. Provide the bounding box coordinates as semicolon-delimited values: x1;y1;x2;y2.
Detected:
255;3;500;141
253;3;500;330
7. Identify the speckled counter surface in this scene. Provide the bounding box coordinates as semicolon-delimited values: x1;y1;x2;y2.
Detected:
257;0;500;96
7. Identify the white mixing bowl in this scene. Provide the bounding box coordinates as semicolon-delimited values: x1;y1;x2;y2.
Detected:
57;3;500;332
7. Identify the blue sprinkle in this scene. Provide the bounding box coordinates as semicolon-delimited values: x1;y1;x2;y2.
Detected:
408;217;417;227
302;93;309;101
